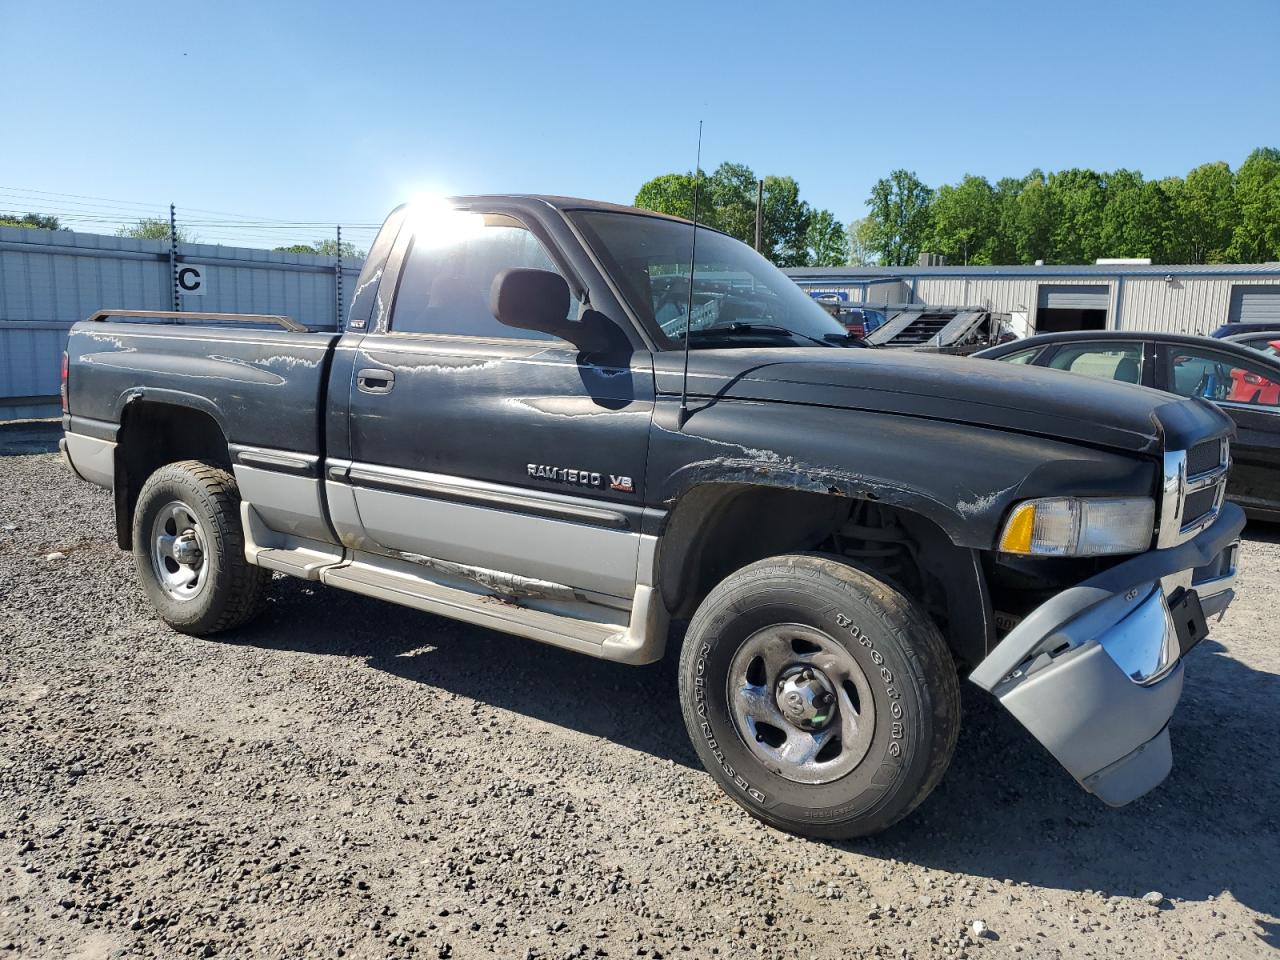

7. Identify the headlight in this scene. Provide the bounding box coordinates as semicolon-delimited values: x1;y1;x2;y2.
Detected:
998;497;1155;557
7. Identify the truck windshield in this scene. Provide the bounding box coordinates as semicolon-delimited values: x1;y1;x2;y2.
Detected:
569;210;854;349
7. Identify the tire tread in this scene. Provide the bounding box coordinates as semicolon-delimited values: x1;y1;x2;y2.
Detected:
679;553;961;838
133;460;269;634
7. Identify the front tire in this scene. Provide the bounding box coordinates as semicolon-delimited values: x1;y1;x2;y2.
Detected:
132;460;269;635
678;554;960;838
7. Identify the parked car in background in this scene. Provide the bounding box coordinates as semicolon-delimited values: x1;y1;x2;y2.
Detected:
1223;330;1280;360
976;330;1280;521
812;297;886;338
1210;320;1280;339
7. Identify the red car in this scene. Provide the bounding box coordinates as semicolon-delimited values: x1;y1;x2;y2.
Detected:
1228;340;1280;404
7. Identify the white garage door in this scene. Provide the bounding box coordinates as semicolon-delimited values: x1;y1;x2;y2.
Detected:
1037;284;1111;310
1228;285;1280;323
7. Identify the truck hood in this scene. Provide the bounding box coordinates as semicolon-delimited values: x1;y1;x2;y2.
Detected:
652;347;1231;454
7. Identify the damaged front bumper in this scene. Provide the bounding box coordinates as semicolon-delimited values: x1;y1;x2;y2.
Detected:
970;502;1244;806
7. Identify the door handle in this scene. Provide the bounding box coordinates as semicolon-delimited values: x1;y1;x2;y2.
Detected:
357;368;395;395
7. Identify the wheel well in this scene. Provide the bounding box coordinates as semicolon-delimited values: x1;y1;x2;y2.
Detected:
113;402;230;549
658;484;994;668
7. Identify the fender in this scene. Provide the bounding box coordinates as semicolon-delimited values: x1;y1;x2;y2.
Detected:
114;386;230;439
646;401;1156;550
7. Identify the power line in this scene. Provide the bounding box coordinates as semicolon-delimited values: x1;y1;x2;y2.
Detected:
0;185;377;228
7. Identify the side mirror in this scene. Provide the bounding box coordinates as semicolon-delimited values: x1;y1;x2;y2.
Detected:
490;268;570;337
490;268;626;353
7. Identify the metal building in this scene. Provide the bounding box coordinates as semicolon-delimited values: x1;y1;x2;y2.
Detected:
785;263;1280;339
0;226;362;421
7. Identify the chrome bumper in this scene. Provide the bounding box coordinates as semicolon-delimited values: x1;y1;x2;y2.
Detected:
971;503;1245;806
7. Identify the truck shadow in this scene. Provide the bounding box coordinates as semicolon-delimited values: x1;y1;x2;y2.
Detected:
860;638;1280;927
234;576;1279;925
236;576;701;769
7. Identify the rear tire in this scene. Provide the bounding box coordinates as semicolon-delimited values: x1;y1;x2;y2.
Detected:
132;460;269;635
678;554;960;838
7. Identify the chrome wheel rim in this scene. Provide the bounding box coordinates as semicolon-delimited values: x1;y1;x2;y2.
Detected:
727;623;876;785
150;501;208;601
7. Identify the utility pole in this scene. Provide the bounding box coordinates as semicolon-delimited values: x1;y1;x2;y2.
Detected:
169;203;180;313
335;225;344;330
754;179;764;252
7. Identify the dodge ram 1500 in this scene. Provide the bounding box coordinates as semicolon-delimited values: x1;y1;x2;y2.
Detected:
62;195;1243;837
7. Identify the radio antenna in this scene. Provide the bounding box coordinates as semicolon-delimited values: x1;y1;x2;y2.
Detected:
677;120;703;430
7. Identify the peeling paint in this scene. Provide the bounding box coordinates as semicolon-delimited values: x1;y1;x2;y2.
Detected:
395;551;581;603
955;482;1018;518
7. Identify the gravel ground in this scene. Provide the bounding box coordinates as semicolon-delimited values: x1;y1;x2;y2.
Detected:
1;427;1277;959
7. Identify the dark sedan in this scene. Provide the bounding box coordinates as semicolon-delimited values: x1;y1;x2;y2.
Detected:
976;330;1280;521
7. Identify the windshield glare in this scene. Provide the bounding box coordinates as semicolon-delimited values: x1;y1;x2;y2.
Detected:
569;211;852;348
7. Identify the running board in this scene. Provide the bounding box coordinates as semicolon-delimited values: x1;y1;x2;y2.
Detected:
321;556;666;665
241;503;345;579
240;503;667;665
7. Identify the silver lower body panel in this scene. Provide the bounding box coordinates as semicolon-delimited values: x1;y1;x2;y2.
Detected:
61;432;115;489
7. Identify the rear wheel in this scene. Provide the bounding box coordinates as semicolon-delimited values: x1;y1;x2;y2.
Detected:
132;460;269;635
678;554;960;838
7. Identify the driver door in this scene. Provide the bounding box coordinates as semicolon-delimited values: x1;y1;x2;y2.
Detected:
343;209;656;599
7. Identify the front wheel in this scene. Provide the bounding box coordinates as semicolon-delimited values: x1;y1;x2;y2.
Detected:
132;460;270;635
678;554;960;838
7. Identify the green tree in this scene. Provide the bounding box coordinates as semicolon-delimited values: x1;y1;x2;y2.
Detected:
990;177;1024;264
634;163;815;266
634;172;700;222
804;209;850;266
864;170;933;266
1228;148;1280;262
116;217;196;243
0;212;61;230
704;162;759;243
925;174;998;265
1134;177;1186;264
760;174;813;267
1046;169;1107;263
1096;168;1159;259
1009;171;1055;263
847;217;878;266
1174;162;1237;263
275;239;367;258
313;239;364;259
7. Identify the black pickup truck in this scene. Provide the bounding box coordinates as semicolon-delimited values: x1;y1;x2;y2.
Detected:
62;196;1243;838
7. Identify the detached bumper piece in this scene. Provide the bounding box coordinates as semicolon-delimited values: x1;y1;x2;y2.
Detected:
971;502;1245;806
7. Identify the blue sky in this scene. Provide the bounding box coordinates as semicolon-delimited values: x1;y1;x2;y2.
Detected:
2;0;1277;249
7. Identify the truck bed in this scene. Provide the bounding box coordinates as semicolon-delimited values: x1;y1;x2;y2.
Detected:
66;319;339;455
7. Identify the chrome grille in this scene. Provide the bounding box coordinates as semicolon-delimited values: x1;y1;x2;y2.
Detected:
1182;487;1219;527
1157;437;1230;548
1186;439;1225;477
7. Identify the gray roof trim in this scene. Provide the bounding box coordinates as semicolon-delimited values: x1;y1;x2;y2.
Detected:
786;263;1280;280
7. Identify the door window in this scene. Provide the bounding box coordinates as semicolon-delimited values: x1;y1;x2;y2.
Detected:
390;212;576;340
1237;336;1280;359
1164;347;1280;407
996;346;1041;365
1047;342;1144;384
